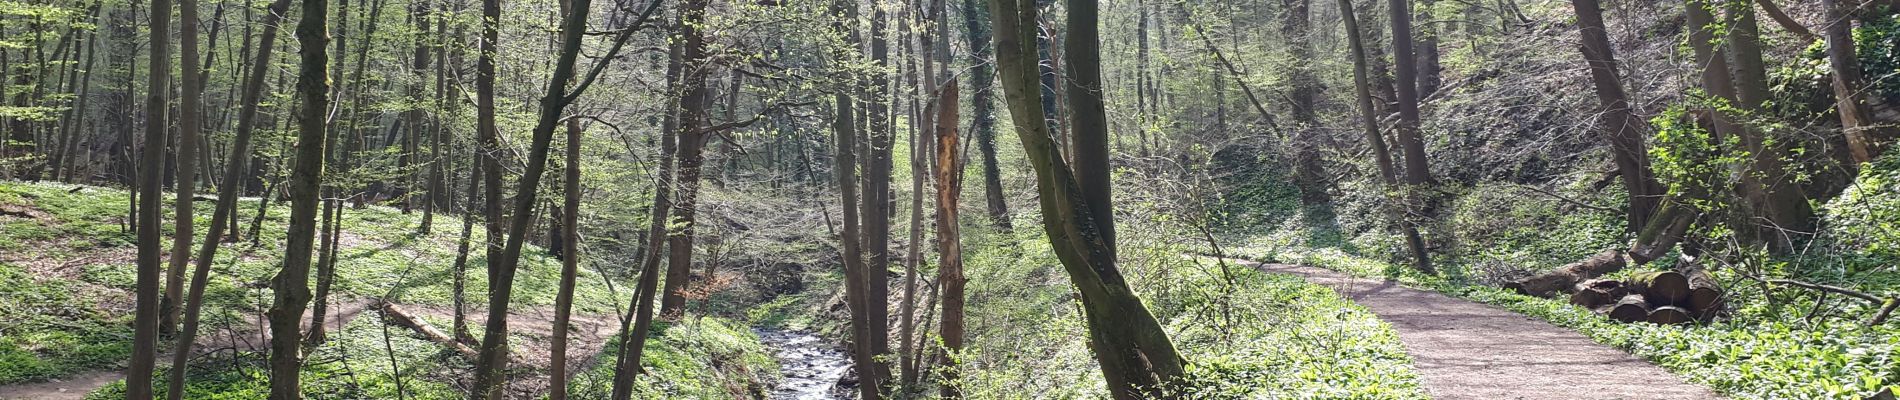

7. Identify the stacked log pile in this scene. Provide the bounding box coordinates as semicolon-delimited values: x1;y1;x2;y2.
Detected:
1567;271;1723;325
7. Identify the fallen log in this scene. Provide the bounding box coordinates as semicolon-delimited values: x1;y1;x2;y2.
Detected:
1608;295;1650;323
1505;250;1628;298
379;301;480;360
1569;279;1628;309
1508;200;1693;298
1636;271;1692;307
1647;306;1693;325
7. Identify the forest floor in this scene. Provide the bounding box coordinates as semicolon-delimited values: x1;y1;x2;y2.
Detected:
1236;258;1724;400
0;300;619;400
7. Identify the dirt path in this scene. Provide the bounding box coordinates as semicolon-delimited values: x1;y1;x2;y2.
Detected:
1237;259;1721;400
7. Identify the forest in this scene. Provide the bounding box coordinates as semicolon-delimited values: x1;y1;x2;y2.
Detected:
0;0;1897;396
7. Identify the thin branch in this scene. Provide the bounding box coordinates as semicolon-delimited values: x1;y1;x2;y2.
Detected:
1509;183;1620;213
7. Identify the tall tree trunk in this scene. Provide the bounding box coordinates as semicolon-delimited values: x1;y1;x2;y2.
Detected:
933;83;966;399
900;14;925;393
1822;0;1885;163
127;0;175;392
451;148;480;343
266;0;332;394
859;2;898;397
468;0;643;392
1342;0;1429;274
821;0;878;397
164;1;292;394
963;0;1009;229
1725;0;1815;250
1569;0;1664;232
1283;0;1332;211
990;0;1187;397
1389;0;1435;273
659;0;713;320
1415;0;1442;97
162;0;209;337
402;0;433;215
609;24;682;400
549;118;583;400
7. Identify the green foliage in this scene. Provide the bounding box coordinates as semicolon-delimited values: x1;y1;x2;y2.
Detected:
0;181;631;395
947;222;1426;398
567;317;778;399
1855;10;1900;105
1823;135;1900;276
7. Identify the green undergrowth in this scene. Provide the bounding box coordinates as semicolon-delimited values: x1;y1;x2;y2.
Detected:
950;226;1426;398
1233;243;1900;399
567;316;778;399
0;181;632;393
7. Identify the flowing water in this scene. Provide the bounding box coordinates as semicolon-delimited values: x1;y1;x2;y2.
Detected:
758;329;853;400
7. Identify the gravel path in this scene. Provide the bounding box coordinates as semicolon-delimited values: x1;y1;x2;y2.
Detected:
1238;259;1722;400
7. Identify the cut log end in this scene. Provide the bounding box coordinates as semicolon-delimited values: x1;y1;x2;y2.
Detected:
1644;271;1692;307
1608;295;1650;323
1647;306;1692;325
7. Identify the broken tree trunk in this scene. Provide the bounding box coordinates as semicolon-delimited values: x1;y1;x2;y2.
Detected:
1507;200;1691;297
379;301;479;360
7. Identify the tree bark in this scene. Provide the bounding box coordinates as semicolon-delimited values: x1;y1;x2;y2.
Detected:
549;118;583;400
1342;0;1429;273
859;2;898;396
265;0;332;395
161;0;209;337
990;0;1186;396
933;84;966;399
659;0;714;320
127;0;176;391
1390;0;1435;274
963;0;1010;229
304;198;341;347
1725;0;1815;250
609;23;683;400
1822;0;1885;163
1568;0;1664;233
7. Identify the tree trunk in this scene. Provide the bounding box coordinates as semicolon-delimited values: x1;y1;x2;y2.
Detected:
989;0;1186;397
1415;0;1442;98
549;117;583;400
469;0;634;392
1725;0;1815;250
266;0;332;394
1342;0;1429;273
1568;0;1664;233
933;83;966;399
963;0;1009;229
1822;0;1885;163
1389;0;1435;273
304;198;341;347
659;0;713;320
127;0;176;391
451;159;480;343
161;0;208;337
860;2;897;396
609;25;683;400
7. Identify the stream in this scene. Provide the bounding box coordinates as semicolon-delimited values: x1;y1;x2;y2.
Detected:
757;329;854;400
